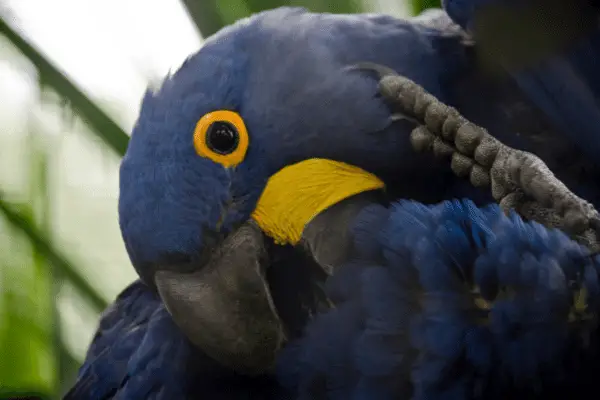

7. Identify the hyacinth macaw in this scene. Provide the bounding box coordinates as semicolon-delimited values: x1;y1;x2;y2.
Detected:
65;1;600;399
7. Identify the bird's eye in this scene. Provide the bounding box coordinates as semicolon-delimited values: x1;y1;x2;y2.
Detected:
193;110;249;167
206;121;238;154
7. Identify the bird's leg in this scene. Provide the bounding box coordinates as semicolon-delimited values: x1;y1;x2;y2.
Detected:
352;62;600;251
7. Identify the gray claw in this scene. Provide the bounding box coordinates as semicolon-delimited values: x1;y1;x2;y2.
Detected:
372;63;600;251
347;62;399;80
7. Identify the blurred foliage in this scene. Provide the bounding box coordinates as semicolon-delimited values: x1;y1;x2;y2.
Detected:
183;0;441;37
0;0;439;398
0;18;129;157
0;133;56;400
410;0;442;14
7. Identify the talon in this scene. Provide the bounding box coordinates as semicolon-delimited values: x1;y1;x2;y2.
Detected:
390;113;419;124
347;61;398;79
499;191;524;214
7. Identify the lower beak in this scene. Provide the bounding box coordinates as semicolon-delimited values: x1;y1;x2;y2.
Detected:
154;221;285;375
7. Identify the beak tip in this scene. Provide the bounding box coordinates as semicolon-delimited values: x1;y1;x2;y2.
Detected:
188;323;286;375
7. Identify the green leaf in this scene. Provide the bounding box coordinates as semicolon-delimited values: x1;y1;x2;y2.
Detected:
0;136;56;399
242;0;293;15
410;0;442;15
0;236;54;400
0;16;129;157
180;0;226;38
58;343;83;398
0;196;109;313
286;0;363;14
182;0;366;40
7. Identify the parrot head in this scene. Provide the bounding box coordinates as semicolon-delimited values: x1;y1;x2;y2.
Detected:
118;8;444;374
443;0;600;161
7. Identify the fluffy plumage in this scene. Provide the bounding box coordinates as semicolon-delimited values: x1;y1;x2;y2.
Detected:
278;200;600;399
66;281;286;400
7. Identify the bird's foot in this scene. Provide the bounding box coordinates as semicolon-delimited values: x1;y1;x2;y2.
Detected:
352;62;600;252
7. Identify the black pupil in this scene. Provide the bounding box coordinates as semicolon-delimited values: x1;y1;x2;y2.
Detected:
206;121;239;155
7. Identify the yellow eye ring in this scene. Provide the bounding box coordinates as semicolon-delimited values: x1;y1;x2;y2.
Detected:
193;110;249;168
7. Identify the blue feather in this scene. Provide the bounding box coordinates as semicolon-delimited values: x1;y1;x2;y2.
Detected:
67;281;286;399
444;0;600;161
278;199;600;399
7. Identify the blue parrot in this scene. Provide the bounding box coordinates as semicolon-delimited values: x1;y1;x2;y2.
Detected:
65;2;600;399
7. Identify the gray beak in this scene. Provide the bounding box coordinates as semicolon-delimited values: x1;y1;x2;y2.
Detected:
154;222;286;375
